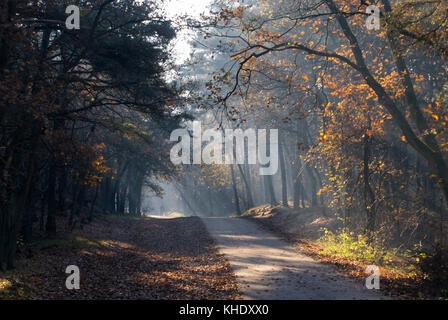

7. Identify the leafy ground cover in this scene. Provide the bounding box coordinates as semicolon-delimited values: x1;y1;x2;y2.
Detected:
243;204;446;300
0;216;239;299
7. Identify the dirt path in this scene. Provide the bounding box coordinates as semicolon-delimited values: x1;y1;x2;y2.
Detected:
201;217;388;300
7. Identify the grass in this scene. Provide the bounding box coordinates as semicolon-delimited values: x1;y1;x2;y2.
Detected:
28;235;110;250
107;212;188;219
162;211;186;218
317;228;384;262
0;234;112;299
316;227;418;275
106;213;149;220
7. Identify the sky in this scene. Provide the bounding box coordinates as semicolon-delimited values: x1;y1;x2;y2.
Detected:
164;0;212;65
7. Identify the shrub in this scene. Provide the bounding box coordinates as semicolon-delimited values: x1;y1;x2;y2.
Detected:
317;228;395;265
415;244;448;298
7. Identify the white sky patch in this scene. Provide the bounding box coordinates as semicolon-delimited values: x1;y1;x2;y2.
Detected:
164;0;211;65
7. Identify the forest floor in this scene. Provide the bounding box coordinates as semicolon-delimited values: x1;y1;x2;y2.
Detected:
242;205;441;300
201;217;387;299
0;216;239;299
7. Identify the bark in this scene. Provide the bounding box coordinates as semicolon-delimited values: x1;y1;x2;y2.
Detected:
57;167;67;215
0;0;16;72
308;166;318;207
117;183;127;215
313;167;325;205
88;185;99;222
230;163;242;215
326;0;448;212
0;135;26;269
128;171;144;216
237;162;254;209
101;177;113;213
20;136;39;242
293;177;302;209
363;133;376;234
70;184;86;229
46;160;57;236
112;161;129;214
263;171;277;206
279;141;289;207
293;159;307;209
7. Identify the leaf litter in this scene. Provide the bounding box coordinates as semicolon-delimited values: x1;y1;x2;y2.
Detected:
0;216;239;300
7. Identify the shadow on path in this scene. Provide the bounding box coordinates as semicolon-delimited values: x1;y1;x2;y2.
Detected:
201;217;388;300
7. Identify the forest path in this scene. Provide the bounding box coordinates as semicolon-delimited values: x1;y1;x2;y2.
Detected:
1;216;239;299
201;217;388;300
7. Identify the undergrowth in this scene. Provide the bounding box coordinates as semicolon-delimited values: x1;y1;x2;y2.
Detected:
317;228;399;268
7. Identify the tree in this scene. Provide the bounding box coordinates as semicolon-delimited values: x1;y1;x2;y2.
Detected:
206;0;448;239
0;0;184;270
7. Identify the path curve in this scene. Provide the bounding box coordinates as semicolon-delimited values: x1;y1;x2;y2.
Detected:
201;217;388;300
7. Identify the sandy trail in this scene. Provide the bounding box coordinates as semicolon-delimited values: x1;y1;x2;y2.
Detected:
201;217;388;300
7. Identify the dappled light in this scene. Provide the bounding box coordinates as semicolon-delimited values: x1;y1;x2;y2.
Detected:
0;0;447;303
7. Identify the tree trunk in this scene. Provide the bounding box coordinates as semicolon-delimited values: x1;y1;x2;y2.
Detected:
88;185;99;222
326;0;448;216
58;167;67;216
117;183;127;215
279;141;288;207
263;170;277;206
307;165;318;207
237;163;254;209
230;163;242;215
363;133;376;235
128;171;144;216
46;160;57;236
